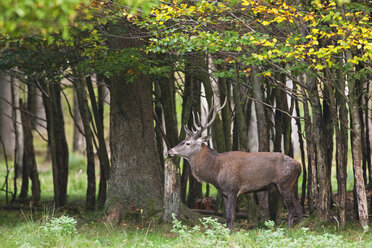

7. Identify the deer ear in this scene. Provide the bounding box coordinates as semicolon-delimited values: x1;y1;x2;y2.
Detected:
199;135;211;143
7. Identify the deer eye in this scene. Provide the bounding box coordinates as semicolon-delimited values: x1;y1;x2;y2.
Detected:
185;142;191;146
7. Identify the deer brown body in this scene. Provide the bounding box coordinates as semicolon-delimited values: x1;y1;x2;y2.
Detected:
191;144;301;196
168;99;303;230
169;142;303;230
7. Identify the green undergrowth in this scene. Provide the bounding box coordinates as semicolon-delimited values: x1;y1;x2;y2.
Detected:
0;209;371;248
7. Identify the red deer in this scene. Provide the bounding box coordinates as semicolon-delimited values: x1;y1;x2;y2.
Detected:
168;99;303;230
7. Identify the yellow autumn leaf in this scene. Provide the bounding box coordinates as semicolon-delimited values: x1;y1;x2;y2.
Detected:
263;71;271;77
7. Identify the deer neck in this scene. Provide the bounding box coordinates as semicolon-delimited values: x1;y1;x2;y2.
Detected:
189;144;219;184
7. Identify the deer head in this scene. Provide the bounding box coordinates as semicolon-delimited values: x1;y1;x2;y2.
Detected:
168;98;226;160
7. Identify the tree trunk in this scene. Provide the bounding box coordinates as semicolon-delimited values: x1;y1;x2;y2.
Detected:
159;73;178;148
180;72;193;204
271;76;290;223
74;75;96;211
86;77;110;209
27;84;46;132
154;83;165;167
19;110;30;201
219;76;232;152
232;83;249;152
163;157;181;221
252;67;270;222
333;66;348;228
300;75;316;214
0;74;23;202
201;62;227;153
158;71;181;222
72;90;85;153
0;72;15;157
364;82;371;185
322;78;334;208
293;83;307;208
20;93;41;206
306;74;330;222
12;78;24;175
105;61;163;222
10;77;20;202
273;86;283;154
184;56;203;208
40;79;69;207
349;72;369;228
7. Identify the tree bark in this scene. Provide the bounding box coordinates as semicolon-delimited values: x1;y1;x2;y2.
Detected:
333;66;348;228
40;79;69;207
364;82;371;185
0;72;15;157
271;76;290;223
306;74;330;222
180;72;193;204
154;82;165;168
232;83;249;152
86;77;110;209
163;158;181;221
105;38;163;222
27;84;46;132
10;77;21;203
74;75;96;211
219;77;232;151
273;85;283;154
293;83;307;208
19;95;41;206
184;56;203;208
322;78;334;207
300;75;316;214
159;73;178;148
201;61;227;153
72;90;85;153
349;71;369;228
252;67;270;222
158;71;181;222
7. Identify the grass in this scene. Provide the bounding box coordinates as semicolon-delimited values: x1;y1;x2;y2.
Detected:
0;209;371;248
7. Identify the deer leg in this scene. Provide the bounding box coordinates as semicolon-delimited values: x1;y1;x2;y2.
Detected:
225;194;237;230
277;186;296;227
291;191;303;223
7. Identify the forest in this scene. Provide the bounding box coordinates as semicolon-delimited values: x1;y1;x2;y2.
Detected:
0;0;371;247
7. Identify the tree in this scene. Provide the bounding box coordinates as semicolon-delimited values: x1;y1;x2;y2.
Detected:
19;84;41;206
41;78;69;207
0;72;15;157
73;74;96;211
104;22;164;223
0;0;158;39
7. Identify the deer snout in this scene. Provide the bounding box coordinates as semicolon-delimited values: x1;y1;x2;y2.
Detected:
168;149;177;156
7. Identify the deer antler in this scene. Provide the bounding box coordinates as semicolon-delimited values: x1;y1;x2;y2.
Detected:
184;98;227;138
